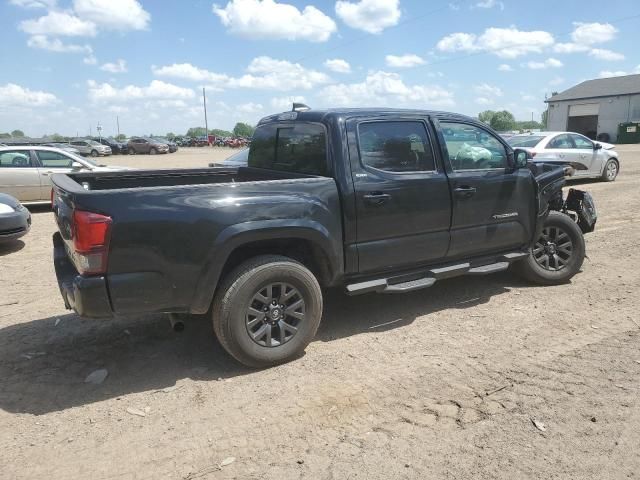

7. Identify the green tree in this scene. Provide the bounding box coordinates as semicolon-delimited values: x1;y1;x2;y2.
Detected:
51;133;65;142
11;129;25;137
115;134;126;141
210;128;233;137
516;120;543;130
489;110;516;131
478;110;496;125
0;132;11;139
166;132;176;140
186;127;207;137
232;122;255;138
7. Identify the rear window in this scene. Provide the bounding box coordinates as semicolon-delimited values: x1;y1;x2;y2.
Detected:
249;123;327;176
507;135;546;148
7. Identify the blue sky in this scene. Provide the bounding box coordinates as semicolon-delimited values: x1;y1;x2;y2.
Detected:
0;0;639;137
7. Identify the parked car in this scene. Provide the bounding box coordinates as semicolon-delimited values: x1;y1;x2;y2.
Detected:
208;148;248;167
69;139;112;157
175;137;192;147
92;137;128;155
51;108;596;367
507;132;620;181
0;146;127;204
152;137;178;153
194;136;209;147
42;143;82;155
127;137;170;155
0;193;31;243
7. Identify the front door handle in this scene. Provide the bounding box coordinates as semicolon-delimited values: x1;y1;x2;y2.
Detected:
454;186;476;198
363;192;391;205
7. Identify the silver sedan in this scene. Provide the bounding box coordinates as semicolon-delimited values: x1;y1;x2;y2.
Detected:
507;132;620;181
0;146;125;204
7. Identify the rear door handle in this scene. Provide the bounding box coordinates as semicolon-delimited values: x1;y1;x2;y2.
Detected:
454;186;476;198
363;192;391;205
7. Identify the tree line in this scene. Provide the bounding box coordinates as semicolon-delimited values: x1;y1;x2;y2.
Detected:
478;110;546;132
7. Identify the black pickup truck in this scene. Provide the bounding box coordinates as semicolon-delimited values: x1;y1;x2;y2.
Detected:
51;108;596;367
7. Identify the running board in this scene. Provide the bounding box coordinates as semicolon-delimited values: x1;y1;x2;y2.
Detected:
346;252;527;295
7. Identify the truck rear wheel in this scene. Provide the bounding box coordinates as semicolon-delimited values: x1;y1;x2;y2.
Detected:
514;211;585;285
212;255;323;368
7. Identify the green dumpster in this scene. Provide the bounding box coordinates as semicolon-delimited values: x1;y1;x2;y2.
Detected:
617;122;640;144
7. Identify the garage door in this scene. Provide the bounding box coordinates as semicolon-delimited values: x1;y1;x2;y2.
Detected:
569;103;600;117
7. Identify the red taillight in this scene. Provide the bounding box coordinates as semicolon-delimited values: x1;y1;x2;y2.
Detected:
72;210;112;275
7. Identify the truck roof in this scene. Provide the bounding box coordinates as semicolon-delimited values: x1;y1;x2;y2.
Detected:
257;108;477;125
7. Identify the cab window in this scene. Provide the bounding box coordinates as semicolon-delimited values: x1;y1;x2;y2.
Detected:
440;122;508;170
0;150;33;168
37;151;74;168
357;121;436;173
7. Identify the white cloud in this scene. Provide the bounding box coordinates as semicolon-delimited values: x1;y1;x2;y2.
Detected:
588;48;624;61
100;59;128;73
232;56;331;90
9;0;56;8
27;34;92;53
83;54;97;65
475;97;493;105
335;0;401;34
598;66;640;78
237;102;264;113
20;10;96;36
548;76;565;86
213;0;336;42
498;64;513;71
475;0;504;9
270;95;306;110
552;42;589;54
385;54;425;68
523;58;563;70
324;58;351;73
320;70;455;107
0;83;58;107
154;57;331;91
88;79;195;103
437;27;554;58
571;22;617;45
474;83;502;97
152;63;230;84
73;0;150;31
521;94;536;102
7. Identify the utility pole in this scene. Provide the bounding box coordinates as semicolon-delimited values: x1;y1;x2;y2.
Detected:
116;116;120;137
97;122;102;142
203;87;209;144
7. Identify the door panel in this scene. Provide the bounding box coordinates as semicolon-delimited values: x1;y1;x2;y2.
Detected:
35;150;76;199
439;121;535;259
569;133;598;174
348;118;452;274
0;150;42;201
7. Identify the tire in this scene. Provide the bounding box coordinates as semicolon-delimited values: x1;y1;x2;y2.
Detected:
149;147;157;155
128;147;135;155
212;255;323;368
514;211;585;285
90;150;98;157
601;158;619;182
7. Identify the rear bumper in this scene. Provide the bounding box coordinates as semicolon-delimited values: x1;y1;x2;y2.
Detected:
53;232;113;318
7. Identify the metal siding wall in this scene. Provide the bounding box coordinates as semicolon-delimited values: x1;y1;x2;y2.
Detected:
547;102;568;130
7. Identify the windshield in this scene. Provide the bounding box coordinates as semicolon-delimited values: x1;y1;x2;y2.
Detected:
87;140;102;146
507;135;546;148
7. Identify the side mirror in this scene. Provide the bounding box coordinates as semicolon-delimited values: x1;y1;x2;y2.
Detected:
71;161;84;169
594;142;602;150
513;148;530;169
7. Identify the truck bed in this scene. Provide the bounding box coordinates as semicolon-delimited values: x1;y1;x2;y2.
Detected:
61;166;312;191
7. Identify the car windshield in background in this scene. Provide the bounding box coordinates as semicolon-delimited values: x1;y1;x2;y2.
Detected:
66;150;97;166
507;135;546;148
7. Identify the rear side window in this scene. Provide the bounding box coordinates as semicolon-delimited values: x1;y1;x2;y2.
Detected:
249;123;327;175
0;150;33;167
357;121;436;173
37;151;73;167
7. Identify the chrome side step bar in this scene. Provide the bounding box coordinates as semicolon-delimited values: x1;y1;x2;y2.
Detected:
346;252;527;295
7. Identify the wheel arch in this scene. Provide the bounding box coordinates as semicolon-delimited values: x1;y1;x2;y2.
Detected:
189;220;343;314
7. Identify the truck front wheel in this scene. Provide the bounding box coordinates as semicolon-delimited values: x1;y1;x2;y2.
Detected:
212;255;323;368
514;211;585;285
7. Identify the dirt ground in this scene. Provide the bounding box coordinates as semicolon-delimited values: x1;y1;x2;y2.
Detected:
1;146;639;479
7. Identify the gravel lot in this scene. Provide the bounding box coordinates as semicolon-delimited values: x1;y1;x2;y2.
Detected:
1;146;639;479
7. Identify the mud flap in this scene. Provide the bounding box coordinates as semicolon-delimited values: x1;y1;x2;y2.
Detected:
564;188;597;233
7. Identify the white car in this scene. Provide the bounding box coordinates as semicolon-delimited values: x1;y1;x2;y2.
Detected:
69;139;112;157
507;132;619;182
0;146;126;204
